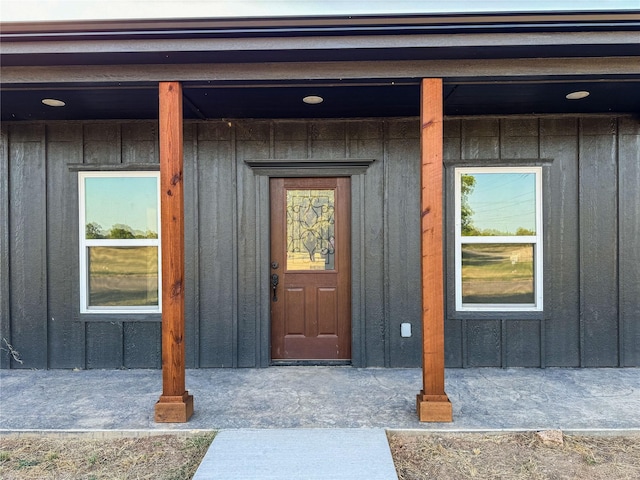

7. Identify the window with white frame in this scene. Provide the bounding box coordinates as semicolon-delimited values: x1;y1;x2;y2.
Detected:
454;167;543;311
79;172;161;314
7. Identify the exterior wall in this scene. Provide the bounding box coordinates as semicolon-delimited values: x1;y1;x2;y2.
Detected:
0;115;638;369
443;116;640;367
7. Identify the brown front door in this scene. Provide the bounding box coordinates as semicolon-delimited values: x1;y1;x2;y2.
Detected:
269;177;351;361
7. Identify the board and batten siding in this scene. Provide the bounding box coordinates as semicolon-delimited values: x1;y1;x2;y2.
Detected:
0;116;638;369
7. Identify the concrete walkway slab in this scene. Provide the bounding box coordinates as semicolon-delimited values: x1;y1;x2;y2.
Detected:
193;429;397;480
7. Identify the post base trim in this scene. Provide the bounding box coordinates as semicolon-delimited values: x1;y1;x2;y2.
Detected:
155;391;194;423
416;390;453;422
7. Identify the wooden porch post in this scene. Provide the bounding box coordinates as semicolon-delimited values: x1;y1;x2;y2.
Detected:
155;81;194;423
416;78;453;422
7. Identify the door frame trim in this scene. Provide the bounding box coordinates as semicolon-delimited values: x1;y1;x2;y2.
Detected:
246;162;374;367
245;158;374;177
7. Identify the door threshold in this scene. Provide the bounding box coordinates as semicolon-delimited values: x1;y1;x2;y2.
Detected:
271;360;352;367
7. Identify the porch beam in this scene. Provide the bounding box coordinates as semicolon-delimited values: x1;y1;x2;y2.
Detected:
4;57;639;84
417;78;453;422
155;81;193;423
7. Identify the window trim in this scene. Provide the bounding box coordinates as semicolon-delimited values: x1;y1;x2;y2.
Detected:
78;171;162;314
454;166;543;312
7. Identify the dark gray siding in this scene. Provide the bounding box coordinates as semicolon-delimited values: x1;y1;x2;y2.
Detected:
1;116;638;369
47;124;84;368
8;125;48;368
619;118;640;367
197;123;237;367
0;125;10;369
540;118;580;366
443;115;639;367
0;127;11;368
579;118;619;366
386;120;422;367
360;124;387;367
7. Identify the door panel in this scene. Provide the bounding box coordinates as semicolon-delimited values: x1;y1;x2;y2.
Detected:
317;288;337;334
270;177;351;361
284;287;305;334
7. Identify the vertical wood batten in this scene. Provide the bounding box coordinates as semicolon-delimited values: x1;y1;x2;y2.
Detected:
417;78;452;422
47;124;84;368
540;118;580;367
183;124;199;368
8;125;48;369
619;119;640;366
155;82;193;422
579;118;619;366
0;126;10;369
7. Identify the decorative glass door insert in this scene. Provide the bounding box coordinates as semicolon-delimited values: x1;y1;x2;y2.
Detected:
286;189;335;270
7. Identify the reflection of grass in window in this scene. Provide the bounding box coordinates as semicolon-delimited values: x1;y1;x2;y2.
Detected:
462;244;534;304
89;247;158;306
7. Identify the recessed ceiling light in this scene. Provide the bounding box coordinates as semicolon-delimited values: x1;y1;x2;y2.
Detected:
303;95;324;105
565;91;590;100
42;98;66;107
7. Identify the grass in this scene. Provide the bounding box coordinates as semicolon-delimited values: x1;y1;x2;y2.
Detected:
0;432;215;480
2;431;639;480
388;431;640;480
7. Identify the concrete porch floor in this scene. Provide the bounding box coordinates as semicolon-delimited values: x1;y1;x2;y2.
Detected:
1;367;639;433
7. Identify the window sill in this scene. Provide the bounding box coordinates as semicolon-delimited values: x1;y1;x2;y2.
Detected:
77;313;162;322
448;310;544;320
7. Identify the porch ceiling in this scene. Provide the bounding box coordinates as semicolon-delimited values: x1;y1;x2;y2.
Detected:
2;77;640;121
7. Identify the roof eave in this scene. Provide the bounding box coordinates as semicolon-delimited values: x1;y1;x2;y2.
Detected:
2;10;639;41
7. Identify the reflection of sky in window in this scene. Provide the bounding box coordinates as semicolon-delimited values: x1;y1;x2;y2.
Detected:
85;177;158;234
467;173;535;235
